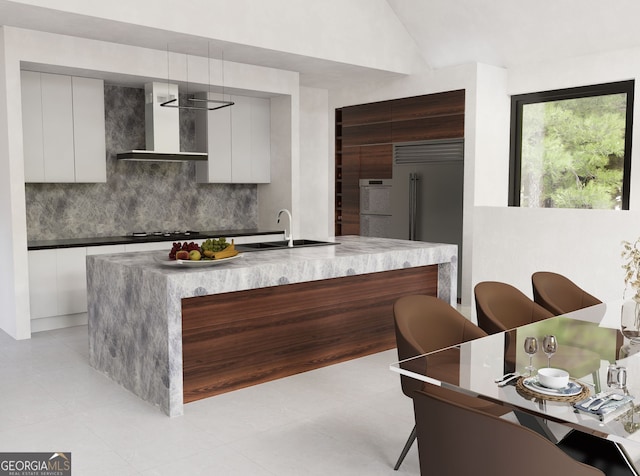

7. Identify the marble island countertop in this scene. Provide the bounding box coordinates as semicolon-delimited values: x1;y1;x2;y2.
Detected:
108;236;457;298
87;235;458;416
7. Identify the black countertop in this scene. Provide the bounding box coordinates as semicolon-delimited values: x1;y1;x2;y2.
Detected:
27;229;284;251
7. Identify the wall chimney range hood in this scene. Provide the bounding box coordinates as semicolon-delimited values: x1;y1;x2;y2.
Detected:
117;82;207;162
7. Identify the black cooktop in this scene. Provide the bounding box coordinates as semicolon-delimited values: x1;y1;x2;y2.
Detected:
130;231;201;239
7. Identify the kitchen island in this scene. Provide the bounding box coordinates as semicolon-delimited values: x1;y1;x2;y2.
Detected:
87;236;457;416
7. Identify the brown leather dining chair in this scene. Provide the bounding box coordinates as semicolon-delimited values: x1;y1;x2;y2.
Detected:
475;280;554;334
532;271;602;315
474;281;602;389
412;390;605;476
392;294;508;470
532;271;623;362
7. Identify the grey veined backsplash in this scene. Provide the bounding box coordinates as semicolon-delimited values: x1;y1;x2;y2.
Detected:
25;85;257;240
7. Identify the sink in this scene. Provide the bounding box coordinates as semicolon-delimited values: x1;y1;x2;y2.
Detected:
269;239;338;247
237;242;283;249
236;239;338;252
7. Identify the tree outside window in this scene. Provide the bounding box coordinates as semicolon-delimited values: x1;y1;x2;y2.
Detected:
509;81;634;210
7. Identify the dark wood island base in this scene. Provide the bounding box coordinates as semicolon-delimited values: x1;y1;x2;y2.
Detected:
181;265;438;403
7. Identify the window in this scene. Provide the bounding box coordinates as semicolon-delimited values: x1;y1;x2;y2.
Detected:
509;81;634;210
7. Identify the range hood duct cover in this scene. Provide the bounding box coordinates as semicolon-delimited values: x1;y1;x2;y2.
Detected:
117;82;207;162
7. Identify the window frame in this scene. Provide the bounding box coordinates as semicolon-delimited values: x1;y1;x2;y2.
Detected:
508;80;635;210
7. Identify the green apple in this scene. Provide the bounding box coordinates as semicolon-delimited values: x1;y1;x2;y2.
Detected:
189;250;201;261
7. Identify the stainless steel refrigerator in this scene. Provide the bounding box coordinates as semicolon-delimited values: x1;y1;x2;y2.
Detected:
360;139;464;294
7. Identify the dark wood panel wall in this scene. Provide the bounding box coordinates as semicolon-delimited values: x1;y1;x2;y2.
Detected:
392;115;464;143
335;89;465;236
340;147;360;233
181;265;439;403
342;100;393;124
342;123;392;147
392;90;465;121
359;144;393;179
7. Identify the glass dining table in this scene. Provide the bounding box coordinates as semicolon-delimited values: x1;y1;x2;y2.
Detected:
390;300;640;471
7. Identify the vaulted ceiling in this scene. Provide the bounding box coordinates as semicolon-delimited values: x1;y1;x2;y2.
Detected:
2;0;640;88
387;0;640;69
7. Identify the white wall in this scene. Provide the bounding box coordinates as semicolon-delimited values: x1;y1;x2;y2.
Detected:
472;207;635;303
7;0;423;76
298;86;329;240
459;63;510;305
0;26;300;339
472;64;510;207
0;27;31;339
469;47;640;320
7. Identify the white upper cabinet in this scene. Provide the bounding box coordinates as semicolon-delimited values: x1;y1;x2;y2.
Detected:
231;95;252;183
196;94;271;184
250;97;271;182
195;93;233;183
41;73;75;182
20;71;45;181
72;76;107;182
21;71;106;183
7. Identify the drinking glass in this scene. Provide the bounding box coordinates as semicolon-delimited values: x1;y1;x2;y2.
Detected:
542;335;558;368
523;337;538;376
607;364;628;391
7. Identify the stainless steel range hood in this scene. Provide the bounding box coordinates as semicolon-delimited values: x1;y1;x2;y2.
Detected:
117;82;207;162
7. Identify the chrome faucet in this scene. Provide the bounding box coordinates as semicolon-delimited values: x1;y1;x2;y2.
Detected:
277;208;293;247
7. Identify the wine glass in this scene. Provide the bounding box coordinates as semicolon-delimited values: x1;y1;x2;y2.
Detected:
621;300;640;359
542;335;558;368
523;337;538;376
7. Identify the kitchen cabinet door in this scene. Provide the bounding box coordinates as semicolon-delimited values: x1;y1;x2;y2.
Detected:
124;242;170;252
29;245;131;322
28;247;87;319
231;95;252;182
28;250;58;320
359;144;392;179
250;97;271;183
72;77;106;183
21;72;106;183
86;245;126;255
196;94;271;184
391;90;465;121
21;71;45;182
341;146;361;235
41;73;75;182
342;100;392;126
56;248;88;315
221;233;284;244
195;93;233;183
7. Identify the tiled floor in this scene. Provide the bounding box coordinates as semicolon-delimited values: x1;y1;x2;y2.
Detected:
0;326;419;475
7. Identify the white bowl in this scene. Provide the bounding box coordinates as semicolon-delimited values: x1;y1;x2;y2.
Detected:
537;368;570;389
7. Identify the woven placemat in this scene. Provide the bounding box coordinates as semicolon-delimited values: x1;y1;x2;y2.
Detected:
515;377;590;403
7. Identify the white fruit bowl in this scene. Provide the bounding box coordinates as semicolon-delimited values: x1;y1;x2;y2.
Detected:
537;367;570;389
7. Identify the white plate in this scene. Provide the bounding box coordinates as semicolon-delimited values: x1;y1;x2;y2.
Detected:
522;376;583;396
154;253;241;267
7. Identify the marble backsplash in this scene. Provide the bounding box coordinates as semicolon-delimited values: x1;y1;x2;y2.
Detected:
25;85;257;240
